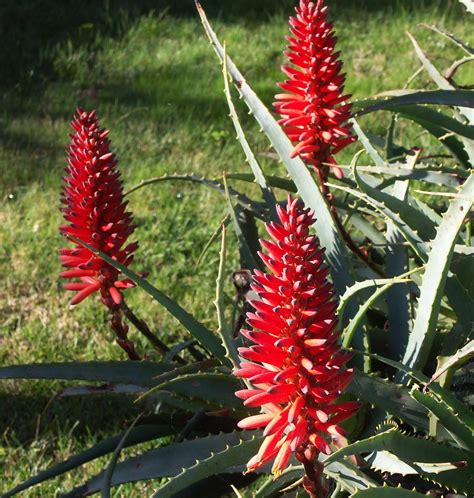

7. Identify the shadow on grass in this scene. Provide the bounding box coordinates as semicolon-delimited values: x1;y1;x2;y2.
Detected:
0;0;460;90
0;387;142;447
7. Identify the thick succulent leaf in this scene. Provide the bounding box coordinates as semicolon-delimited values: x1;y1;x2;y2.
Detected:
352;120;385;167
255;466;304;498
223;177;260;270
357;164;464;188
69;237;227;364
351;489;427;497
353;164;436;242
125;173;266;219
347;372;428;431
222;50;277;215
458;0;474;14
102;416;141;498
65;431;258;496
429;340;474;385
354;102;473;167
196;1;354;298
226;173;297;193
326;428;473;493
385;157;413;361
2;425;172;497
214;226;240;368
0;361;173;386
327;181;428;259
407;31;474;160
352;350;474;433
152;433;261;497
143;373;243;411
401;174;474;374
337;274;415;325
341;276;414;348
420;24;474;56
366;451;462;475
353;90;474;115
325;427;468;465
323;459;377;494
410;388;474;451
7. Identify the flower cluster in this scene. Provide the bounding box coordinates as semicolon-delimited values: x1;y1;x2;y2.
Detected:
59;108;138;309
274;0;355;179
234;196;358;476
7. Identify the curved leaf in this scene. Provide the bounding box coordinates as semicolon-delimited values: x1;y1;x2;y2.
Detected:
196;1;353;298
353;90;474;116
69;237;227;364
2;425;172;497
401;174;474;374
152;433;261;497
0;361;173;386
65;431;258;496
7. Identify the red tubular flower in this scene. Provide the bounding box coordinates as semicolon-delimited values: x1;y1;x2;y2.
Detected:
234;196;358;477
60;108;138;309
274;0;355;179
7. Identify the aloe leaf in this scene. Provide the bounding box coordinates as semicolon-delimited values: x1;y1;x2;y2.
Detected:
351;120;385;167
429;340;474;385
354;102;473;167
410;388;474;451
255;466;304;498
223;176;260;270
420;24;474;56
407;31;474;160
64;431;258;496
138;373;242;411
351;489;427;497
327;428;473;494
326;427;468;466
226;173;297;193
327;181;428;259
196;1;353;297
353;90;474;115
214;226;240;368
151;433;261;497
341;274;416;348
357;164;466;187
401;174;474;374
2;425;171;497
351;349;474;433
125;173;266;219
385;153;416;361
222;47;277;214
353;163;436;242
69;236;227;364
347;372;428;431
337;275;414;324
323;459;377;494
0;361;173;386
458;0;474;14
102;415;141;498
366;450;464;475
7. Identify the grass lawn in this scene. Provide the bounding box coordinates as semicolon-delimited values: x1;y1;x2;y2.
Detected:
0;0;471;495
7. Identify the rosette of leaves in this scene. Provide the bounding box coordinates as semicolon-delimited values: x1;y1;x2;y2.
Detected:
1;0;473;496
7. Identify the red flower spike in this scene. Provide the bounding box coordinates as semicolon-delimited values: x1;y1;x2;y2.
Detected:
274;0;355;179
60;108;138;309
234;196;358;477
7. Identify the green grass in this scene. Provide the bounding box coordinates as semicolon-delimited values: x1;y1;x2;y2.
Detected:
0;0;471;495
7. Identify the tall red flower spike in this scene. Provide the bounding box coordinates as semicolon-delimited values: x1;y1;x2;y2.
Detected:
234;196;358;479
274;0;355;179
60;108;138;310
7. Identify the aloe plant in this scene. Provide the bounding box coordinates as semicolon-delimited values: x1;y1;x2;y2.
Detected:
1;1;473;496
